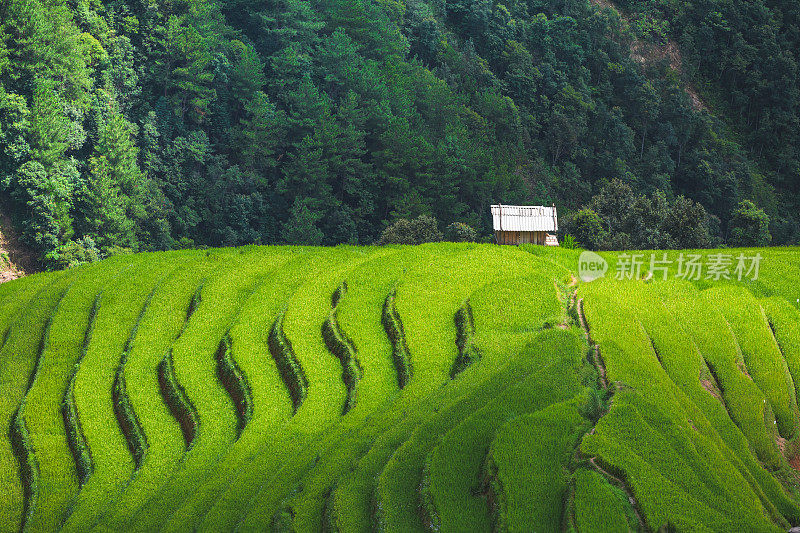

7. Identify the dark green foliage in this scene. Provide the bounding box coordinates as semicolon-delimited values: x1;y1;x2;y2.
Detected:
450;301;481;378
1;0;799;258
11;160;74;253
282;198;324;246
569;209;606;251
560;234;579;250
662;195;716;249
587;180;715;249
728;200;772;247
608;0;800;235
381;289;413;388
158;350;198;450
215;333;254;437
444;222;478;243
377;216;443;245
43;236;102;270
268;312;308;414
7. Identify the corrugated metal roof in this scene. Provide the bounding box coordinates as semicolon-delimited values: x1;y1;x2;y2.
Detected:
491;205;558;232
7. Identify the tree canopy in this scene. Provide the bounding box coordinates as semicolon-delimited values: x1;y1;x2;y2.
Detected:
0;0;796;266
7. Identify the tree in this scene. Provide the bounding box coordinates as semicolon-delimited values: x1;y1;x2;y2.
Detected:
79;155;137;250
13;160;74;252
728;200;771;247
588;179;656;248
164;17;217;123
662;195;714;249
282;197;323;245
583;180;713;250
43;236;101;270
28;78;70;169
77;101;147;251
237;91;286;174
377;215;442;245
3;0;800;265
444;222;477;242
570;209;605;250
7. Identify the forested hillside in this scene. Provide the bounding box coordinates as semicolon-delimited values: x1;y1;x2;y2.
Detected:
0;0;798;265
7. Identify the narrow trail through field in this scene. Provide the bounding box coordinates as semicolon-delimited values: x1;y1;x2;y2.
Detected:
575;295;646;530
577;299;608;390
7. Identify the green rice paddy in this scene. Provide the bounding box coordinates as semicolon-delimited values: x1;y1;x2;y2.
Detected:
0;244;799;532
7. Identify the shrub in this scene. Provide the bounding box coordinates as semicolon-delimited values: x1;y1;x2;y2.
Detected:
584;180;715;250
43;236;102;270
662;196;714;249
176;237;196;249
602;232;633;251
728;200;771;247
570;209;605;250
377;215;443;245
444;222;477;243
104;245;134;258
560;234;579;249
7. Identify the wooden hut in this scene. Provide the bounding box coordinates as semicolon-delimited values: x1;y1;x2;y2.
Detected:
491;204;559;246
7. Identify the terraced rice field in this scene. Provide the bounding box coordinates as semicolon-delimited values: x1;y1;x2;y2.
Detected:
0;244;799;532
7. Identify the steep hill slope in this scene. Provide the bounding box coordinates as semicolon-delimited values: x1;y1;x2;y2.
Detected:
0;244;798;532
1;0;798;266
0;213;35;284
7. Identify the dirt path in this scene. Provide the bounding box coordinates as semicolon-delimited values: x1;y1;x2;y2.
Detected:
0;212;37;283
574;294;647;530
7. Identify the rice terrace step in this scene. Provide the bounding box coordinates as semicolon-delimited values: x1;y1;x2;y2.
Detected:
1;244;799;532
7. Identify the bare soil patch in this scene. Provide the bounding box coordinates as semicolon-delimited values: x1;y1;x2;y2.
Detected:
789;454;800;473
0;212;37;283
588;0;708;112
700;378;722;401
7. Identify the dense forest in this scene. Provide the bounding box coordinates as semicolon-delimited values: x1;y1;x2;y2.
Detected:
0;0;798;266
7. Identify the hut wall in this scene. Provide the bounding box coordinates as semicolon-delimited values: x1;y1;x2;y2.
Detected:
495;231;547;245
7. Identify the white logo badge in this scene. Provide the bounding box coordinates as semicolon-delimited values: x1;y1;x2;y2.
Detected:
578;251;608;282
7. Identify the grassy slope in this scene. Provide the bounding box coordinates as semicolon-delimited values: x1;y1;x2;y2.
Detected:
0;245;798;533
0;272;69;533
